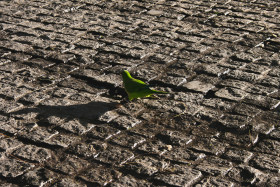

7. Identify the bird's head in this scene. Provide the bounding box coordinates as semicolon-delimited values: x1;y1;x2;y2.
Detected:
122;70;132;79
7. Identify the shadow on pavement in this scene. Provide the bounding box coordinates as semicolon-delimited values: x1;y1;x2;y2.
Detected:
11;101;119;123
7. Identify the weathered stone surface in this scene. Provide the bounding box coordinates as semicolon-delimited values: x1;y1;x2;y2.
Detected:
250;154;280;172
225;70;260;83
0;62;28;74
128;123;162;139
221;131;259;147
94;145;134;165
154;167;202;186
243;63;270;74
243;94;280;109
39;98;73;107
0;181;19;187
87;124;121;140
268;68;280;77
196;64;229;77
195;106;223;120
0;156;34;178
19;168;57;186
191;124;221;138
67;140;104;159
0;98;24;113
163;147;206;164
215;87;248;101
52;178;87;187
68;91;97;103
117;102;145;116
227;165;265;185
246;84;278;96
46;133;81;148
12;144;52;163
0;86;33;100
73;69;122;86
0;136;24;152
193;74;220;85
124;156;169;176
147;9;164;16
218;79;251;90
232;52;254;63
223;148;254;163
191;138;228;156
232;103;261;118
110;132;146;149
18;125;59;144
195;176;236;187
253;139;280;156
270;127;280;140
78;164;117;186
52;87;78;98
184;80;215;94
137;140;171;155
257;176;280;187
141;99;175;112
110;116;142;130
51;155;90;175
110;175;152;187
160;76;188;87
218;114;251;130
158;130;194;146
195;157;233;176
98;110;119;123
58;119;95;135
20;89;52;104
258;76;279;88
257;111;280;127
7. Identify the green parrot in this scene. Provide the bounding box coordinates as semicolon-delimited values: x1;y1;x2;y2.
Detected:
122;70;168;100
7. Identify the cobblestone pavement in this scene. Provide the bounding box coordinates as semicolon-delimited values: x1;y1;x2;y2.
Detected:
0;0;280;186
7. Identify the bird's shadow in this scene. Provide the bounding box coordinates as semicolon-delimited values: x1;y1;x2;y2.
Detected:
11;101;119;126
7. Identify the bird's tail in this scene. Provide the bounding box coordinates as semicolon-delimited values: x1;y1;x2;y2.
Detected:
151;89;168;94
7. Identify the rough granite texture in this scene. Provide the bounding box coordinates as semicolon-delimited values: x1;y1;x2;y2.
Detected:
0;0;280;186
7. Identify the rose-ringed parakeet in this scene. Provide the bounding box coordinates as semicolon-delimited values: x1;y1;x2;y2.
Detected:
122;70;168;100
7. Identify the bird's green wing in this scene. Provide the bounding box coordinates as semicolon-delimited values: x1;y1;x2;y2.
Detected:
125;77;150;93
122;70;150;93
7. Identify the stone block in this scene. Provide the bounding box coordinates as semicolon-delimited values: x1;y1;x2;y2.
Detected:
12;144;52;163
94;145;134;165
124;156;169;176
0;156;34;178
195;156;233;176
